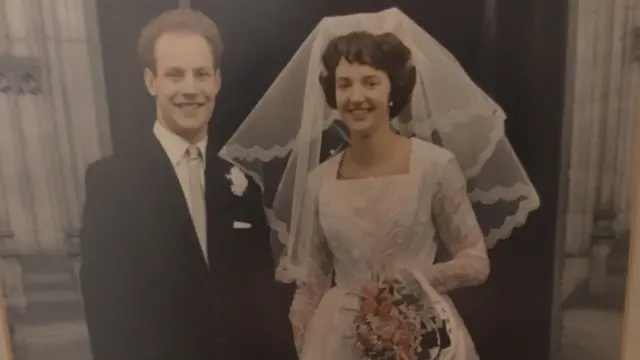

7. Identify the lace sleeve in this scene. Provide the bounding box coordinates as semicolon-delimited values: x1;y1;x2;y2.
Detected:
429;156;490;293
288;185;334;354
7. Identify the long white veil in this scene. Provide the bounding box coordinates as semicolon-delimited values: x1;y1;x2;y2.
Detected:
219;7;540;282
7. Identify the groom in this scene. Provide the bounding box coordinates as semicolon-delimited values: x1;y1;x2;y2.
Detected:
80;9;296;360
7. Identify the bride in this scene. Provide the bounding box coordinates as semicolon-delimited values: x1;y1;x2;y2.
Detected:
220;8;539;360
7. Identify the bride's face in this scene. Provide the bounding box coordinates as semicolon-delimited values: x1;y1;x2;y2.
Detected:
334;58;391;135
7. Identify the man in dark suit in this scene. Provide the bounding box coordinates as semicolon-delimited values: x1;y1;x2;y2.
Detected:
80;8;296;360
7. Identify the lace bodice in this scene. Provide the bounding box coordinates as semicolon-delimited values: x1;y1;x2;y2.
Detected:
289;138;490;351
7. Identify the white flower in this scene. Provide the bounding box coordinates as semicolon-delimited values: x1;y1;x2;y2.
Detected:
226;166;248;196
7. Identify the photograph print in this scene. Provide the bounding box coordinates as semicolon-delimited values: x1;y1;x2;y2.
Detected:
3;1;635;360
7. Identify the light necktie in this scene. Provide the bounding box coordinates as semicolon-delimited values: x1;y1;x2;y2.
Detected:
186;146;207;264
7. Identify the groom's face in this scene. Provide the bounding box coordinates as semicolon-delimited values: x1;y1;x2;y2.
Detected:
144;31;220;143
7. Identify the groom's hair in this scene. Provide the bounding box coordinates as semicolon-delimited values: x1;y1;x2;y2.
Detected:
137;9;224;73
319;31;416;119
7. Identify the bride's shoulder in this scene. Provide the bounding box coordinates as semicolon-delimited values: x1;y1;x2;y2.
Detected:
307;153;341;186
410;137;455;165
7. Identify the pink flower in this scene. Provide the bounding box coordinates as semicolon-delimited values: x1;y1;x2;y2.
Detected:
354;277;427;359
395;347;414;360
362;282;378;299
360;298;378;314
376;317;401;340
378;301;393;315
357;332;377;348
394;327;413;347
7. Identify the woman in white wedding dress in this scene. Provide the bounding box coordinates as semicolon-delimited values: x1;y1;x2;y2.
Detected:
219;8;540;360
288;31;490;360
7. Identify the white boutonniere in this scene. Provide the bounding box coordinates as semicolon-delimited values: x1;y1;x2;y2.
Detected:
226;166;248;196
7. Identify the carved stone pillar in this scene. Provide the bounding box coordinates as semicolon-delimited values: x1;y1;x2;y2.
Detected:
0;254;26;315
0;55;52;252
564;0;639;255
0;178;13;252
0;0;112;252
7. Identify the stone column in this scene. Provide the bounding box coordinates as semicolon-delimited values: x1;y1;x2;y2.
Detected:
552;0;640;359
564;0;640;255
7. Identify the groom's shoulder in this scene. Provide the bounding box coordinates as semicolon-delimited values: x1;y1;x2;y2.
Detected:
87;153;127;176
87;155;116;177
85;152;134;191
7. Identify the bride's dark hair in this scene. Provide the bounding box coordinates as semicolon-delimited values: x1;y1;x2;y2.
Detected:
319;31;417;119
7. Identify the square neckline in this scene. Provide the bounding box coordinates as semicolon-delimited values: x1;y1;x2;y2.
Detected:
334;137;417;181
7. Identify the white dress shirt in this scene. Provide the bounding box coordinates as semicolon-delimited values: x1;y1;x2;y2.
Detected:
153;122;208;261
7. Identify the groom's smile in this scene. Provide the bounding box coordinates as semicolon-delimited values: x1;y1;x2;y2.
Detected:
174;101;206;111
175;102;204;108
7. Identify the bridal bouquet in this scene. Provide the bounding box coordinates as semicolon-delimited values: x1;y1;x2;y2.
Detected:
353;274;449;360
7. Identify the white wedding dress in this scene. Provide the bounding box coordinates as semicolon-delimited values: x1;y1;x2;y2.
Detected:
290;138;490;360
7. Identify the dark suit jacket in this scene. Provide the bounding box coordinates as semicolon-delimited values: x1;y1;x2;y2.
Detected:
80;132;297;360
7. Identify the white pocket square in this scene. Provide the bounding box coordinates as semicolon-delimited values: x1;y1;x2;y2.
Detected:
233;221;252;229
